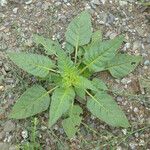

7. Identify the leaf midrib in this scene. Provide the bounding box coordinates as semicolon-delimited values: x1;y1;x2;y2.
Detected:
85;40;121;69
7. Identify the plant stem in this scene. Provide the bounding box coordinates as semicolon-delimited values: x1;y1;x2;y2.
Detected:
79;65;88;74
49;68;60;74
74;44;78;64
47;86;58;94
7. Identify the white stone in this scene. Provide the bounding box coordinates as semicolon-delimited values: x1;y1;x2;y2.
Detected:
21;130;28;139
13;8;18;14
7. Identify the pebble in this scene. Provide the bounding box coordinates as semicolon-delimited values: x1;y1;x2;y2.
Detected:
106;13;116;24
121;78;132;84
4;121;16;132
9;145;18;150
0;86;4;91
117;96;123;102
21;130;28;139
0;0;7;6
25;0;32;5
4;64;10;72
42;2;51;11
0;61;3;66
144;60;150;66
123;43;131;51
0;142;9;150
129;142;137;149
133;107;139;113
91;0;100;5
133;41;141;51
122;129;127;135
13;8;18;14
119;0;128;6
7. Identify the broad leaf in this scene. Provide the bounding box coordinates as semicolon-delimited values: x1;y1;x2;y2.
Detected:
74;76;97;92
75;87;86;99
49;87;75;127
92;78;108;91
83;35;124;72
57;49;76;75
65;11;92;47
92;30;102;43
33;34;61;55
87;92;130;128
9;85;50;119
62;105;83;138
8;52;54;78
64;42;74;54
106;54;142;78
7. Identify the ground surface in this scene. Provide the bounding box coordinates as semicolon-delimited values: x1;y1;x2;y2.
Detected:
0;0;150;150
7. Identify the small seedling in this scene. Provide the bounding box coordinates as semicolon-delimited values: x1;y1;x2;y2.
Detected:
8;11;142;138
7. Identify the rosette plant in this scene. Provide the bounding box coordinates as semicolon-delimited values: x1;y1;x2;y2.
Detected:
8;11;141;138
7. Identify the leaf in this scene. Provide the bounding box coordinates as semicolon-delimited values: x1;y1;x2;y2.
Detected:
92;78;108;91
8;52;54;78
106;54;142;78
33;34;61;55
49;87;75;127
65;11;92;47
9;85;50;119
87;92;130;128
64;42;74;54
83;35;124;72
57;49;76;75
91;30;102;43
74;76;97;92
62;105;83;138
75;87;86;99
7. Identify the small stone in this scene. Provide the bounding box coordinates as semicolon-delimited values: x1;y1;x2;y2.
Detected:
133;41;141;51
119;0;128;6
5;78;14;84
42;2;51;11
106;13;115;25
117;146;122;150
25;0;32;5
0;142;9;150
109;32;118;39
21;130;28;139
4;121;16;132
0;86;4;91
92;0;100;5
123;43;131;51
53;125;59;130
41;125;47;131
129;142;137;149
144;60;150;66
121;78;132;84
13;8;18;14
4;64;10;72
0;0;7;6
117;96;123;102
139;139;145;146
133;107;139;113
122;129;127;135
0;61;2;66
25;39;33;47
9;145;18;150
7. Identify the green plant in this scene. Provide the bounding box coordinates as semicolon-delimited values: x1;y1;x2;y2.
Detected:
8;11;142;138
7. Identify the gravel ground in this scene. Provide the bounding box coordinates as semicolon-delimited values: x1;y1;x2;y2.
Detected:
0;0;150;150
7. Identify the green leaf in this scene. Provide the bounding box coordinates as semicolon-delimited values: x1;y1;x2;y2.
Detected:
62;105;83;138
83;35;124;72
57;49;76;74
8;52;54;78
49;87;75;127
106;54;142;78
87;92;130;128
75;87;86;99
92;78;108;91
74;76;97;92
65;11;92;47
64;42;74;54
33;34;61;55
9;85;50;119
91;30;102;43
